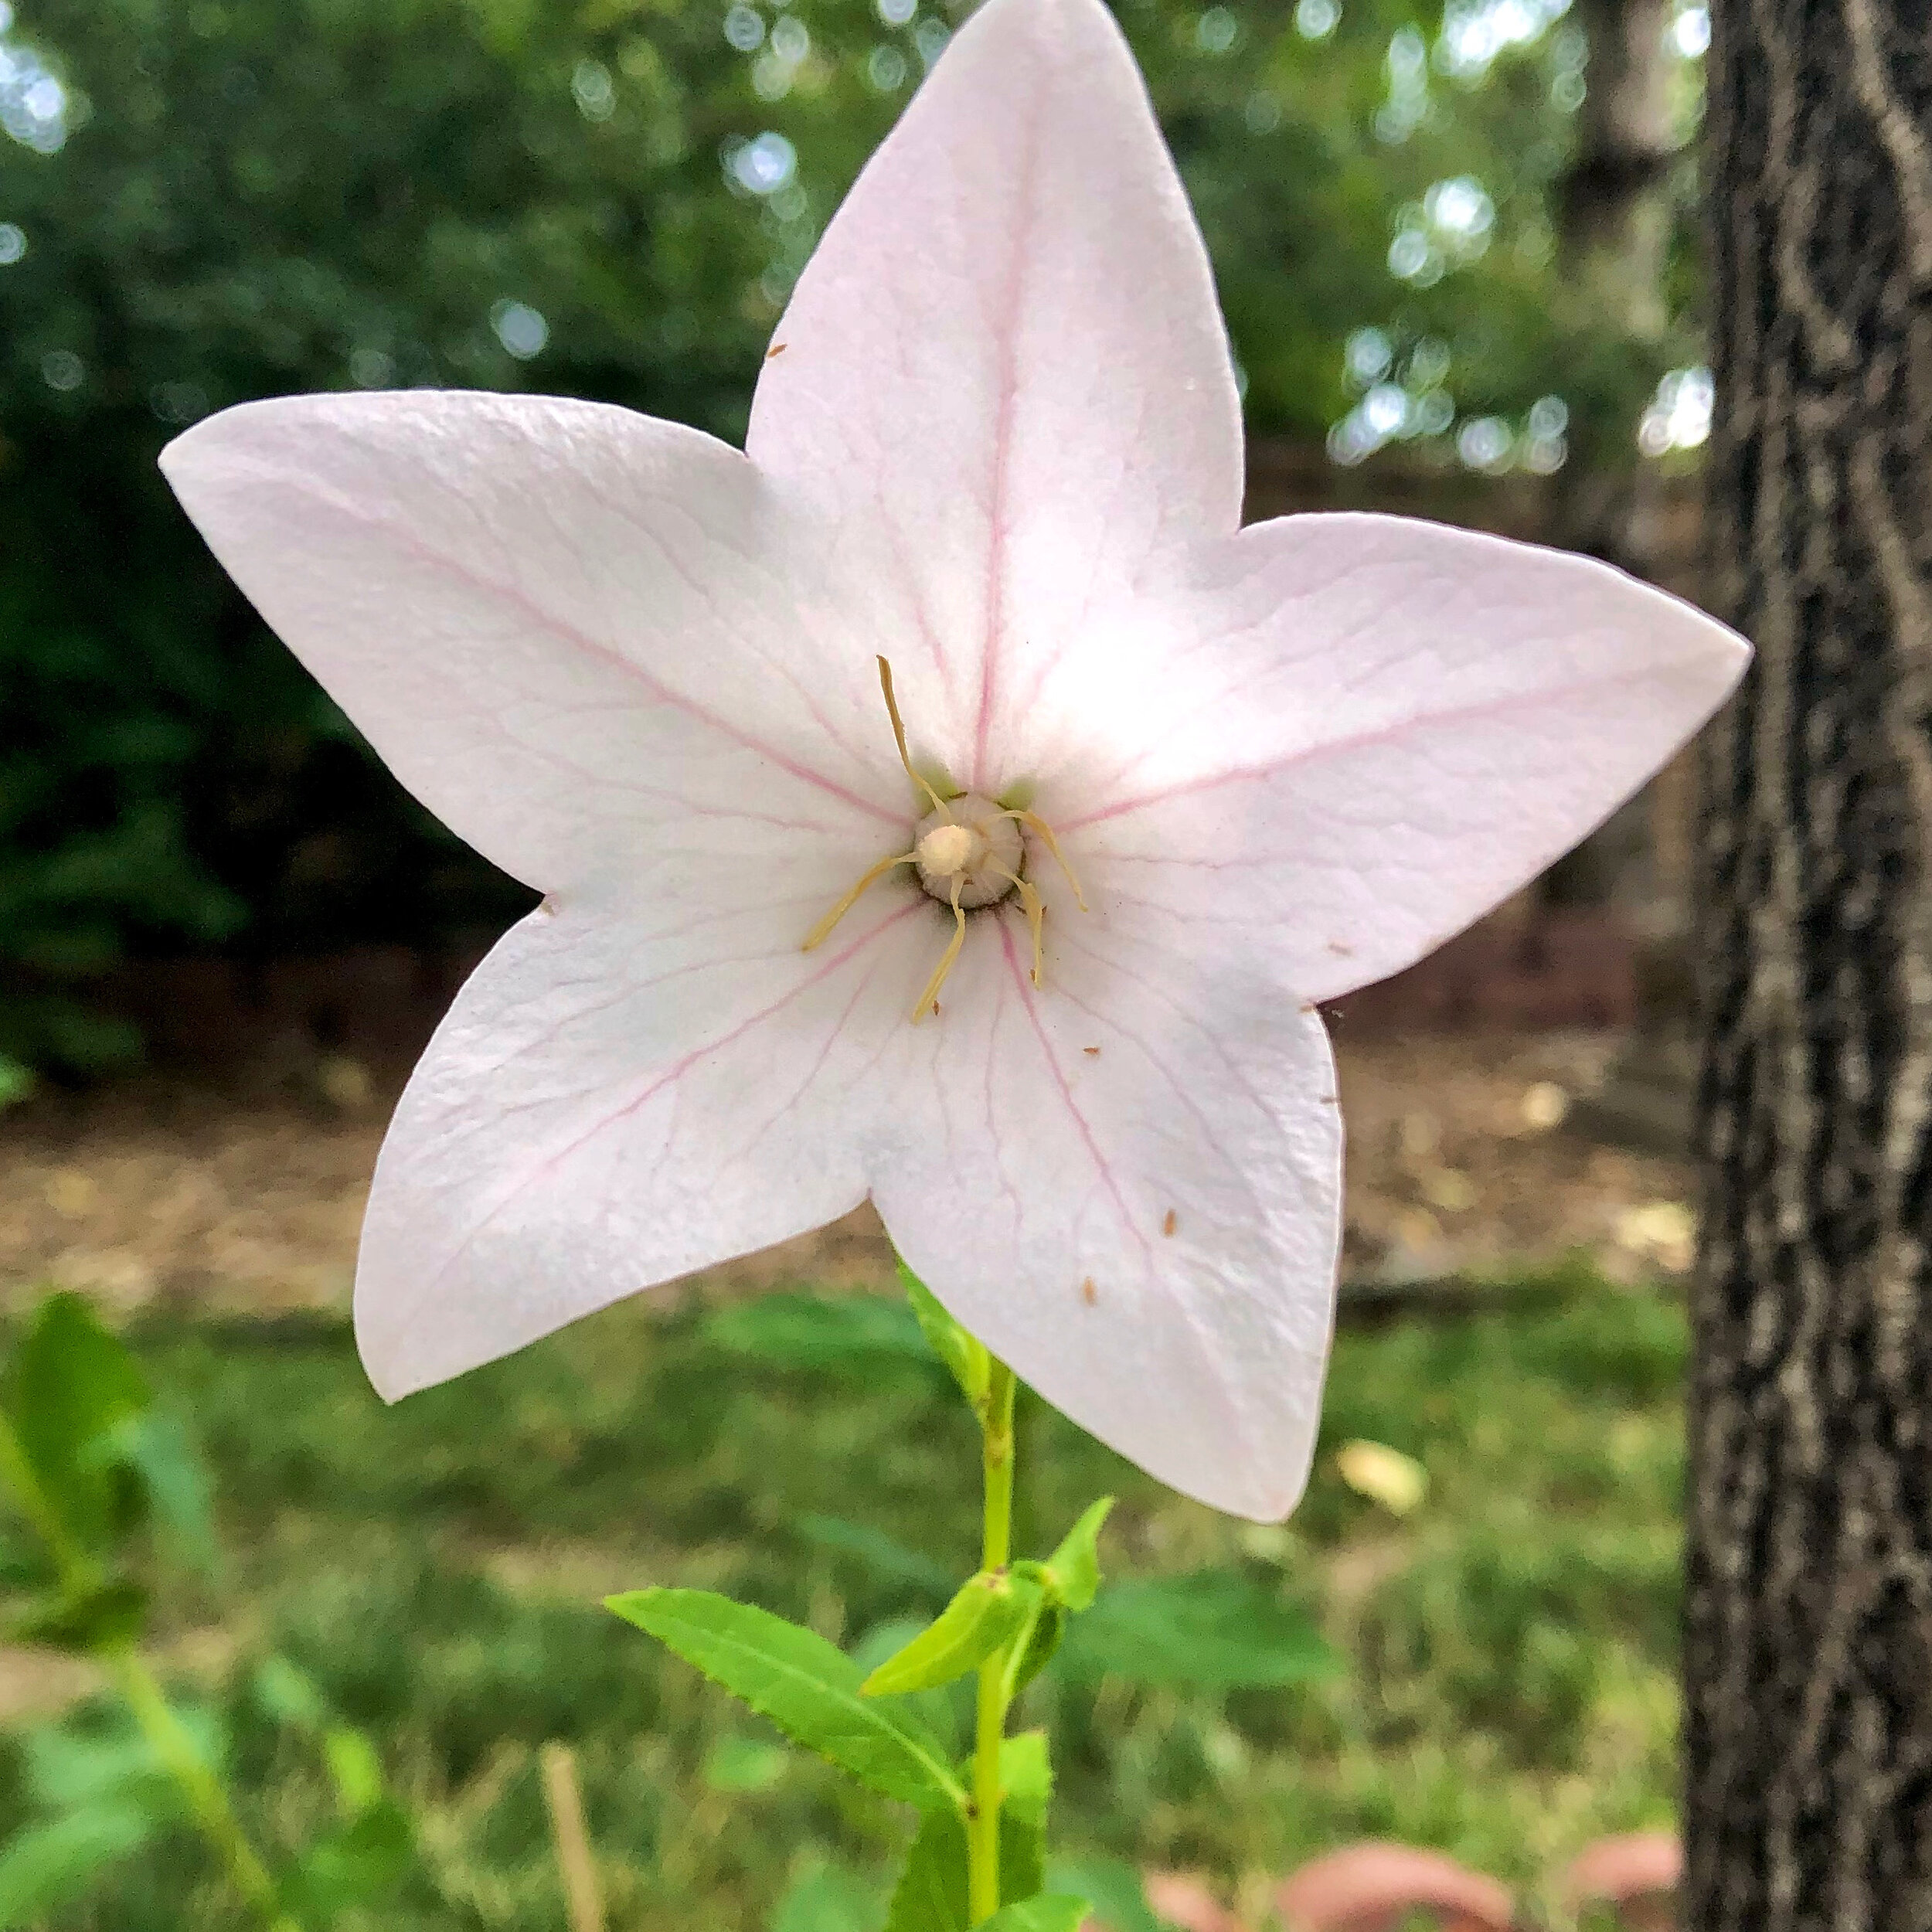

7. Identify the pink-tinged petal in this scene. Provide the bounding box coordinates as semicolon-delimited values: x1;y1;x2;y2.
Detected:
1060;514;1751;1002
746;0;1243;793
355;879;927;1398
866;909;1343;1521
161;391;903;897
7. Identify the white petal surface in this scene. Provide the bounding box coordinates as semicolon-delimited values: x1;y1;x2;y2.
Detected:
161;391;902;895
746;0;1243;795
356;881;931;1397
1060;514;1752;1002
869;912;1344;1522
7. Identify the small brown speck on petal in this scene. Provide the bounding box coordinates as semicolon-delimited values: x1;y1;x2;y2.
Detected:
1083;1046;1100;1057
1327;939;1354;955
1080;1276;1098;1305
767;341;788;357
1162;1209;1178;1236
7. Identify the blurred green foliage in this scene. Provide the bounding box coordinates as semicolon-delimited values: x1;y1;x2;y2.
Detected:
0;0;1703;1069
0;1294;413;1927
0;1267;1688;1927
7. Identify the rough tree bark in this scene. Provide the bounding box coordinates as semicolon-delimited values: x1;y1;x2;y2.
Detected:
1687;4;1932;1928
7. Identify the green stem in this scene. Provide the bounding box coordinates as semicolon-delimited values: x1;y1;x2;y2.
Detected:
968;1359;1017;1927
111;1647;301;1932
0;1411;300;1932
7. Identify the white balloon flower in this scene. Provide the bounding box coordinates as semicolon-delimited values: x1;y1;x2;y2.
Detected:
162;0;1747;1519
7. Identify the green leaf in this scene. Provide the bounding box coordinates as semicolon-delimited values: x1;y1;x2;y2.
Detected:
703;1733;790;1794
1053;1573;1340;1690
279;1800;411;1922
882;1812;966;1932
849;1619;970;1757
0;1807;155;1927
862;1571;1038;1697
882;1734;1053;1932
995;1730;1050;1902
794;1515;954;1598
704;1294;930;1375
321;1726;386;1815
110;1410;218;1577
770;1858;884;1932
1042;1499;1114;1614
1001;1570;1065;1699
978;1896;1090;1932
607;1587;965;1811
1047;1857;1174;1932
251;1656;331;1733
22;1707;213;1818
9;1577;148;1653
5;1294;150;1550
900;1264;988;1409
0;1056;33;1113
1000;1730;1052;1825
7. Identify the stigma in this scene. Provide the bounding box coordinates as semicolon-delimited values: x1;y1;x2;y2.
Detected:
801;658;1086;1020
913;799;1022;908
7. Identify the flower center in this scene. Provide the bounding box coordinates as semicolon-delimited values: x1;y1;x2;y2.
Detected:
801;657;1087;1021
913;798;1022;910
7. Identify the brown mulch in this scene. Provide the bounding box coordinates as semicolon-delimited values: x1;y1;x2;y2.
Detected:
0;1029;1693;1319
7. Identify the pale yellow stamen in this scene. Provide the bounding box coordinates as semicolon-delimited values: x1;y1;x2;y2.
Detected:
910;877;967;1022
992;866;1047;986
877;655;952;818
801;658;1089;1017
1002;808;1087;910
801;849;916;952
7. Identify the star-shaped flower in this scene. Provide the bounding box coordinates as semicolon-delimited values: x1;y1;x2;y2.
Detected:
162;0;1747;1518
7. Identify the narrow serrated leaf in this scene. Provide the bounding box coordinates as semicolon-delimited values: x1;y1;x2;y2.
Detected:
1042;1498;1113;1614
862;1571;1035;1697
608;1587;964;1811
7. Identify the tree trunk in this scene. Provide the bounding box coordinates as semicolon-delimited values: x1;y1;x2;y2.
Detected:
1543;0;1678;913
1687;4;1932;1927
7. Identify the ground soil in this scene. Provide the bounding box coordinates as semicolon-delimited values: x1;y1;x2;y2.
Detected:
0;1030;1695;1315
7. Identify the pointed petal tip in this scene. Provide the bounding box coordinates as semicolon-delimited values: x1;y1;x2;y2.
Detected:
352;1284;455;1407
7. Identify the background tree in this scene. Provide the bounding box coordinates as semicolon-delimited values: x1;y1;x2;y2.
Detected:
1688;2;1932;1924
0;0;1699;1073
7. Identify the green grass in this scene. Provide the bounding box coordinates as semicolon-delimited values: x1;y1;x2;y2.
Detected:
4;1271;1688;1929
